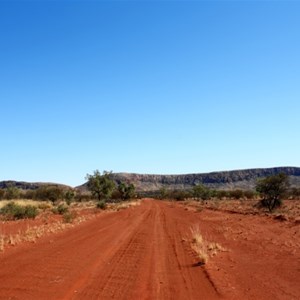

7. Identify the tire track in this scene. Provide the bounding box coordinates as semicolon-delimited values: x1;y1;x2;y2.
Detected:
0;200;220;300
72;208;154;299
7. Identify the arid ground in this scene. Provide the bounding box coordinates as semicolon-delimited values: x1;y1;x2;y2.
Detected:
0;199;299;299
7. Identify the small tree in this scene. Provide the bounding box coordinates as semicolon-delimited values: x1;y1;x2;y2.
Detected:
64;189;76;205
85;170;116;202
215;190;229;199
159;187;168;199
170;189;190;201
118;182;136;200
228;189;244;200
256;173;289;212
193;184;211;200
5;187;20;200
35;186;64;204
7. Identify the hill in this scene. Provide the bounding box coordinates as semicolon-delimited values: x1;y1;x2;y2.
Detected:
0;181;71;191
103;167;300;192
2;167;300;193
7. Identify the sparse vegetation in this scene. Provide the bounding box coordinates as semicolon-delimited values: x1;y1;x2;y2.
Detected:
0;202;38;220
52;204;69;215
64;189;76;205
159;187;168;200
62;211;76;223
193;184;211;200
4;187;20;200
97;200;107;210
35;186;64;203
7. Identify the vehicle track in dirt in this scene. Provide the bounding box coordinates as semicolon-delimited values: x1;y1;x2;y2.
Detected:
0;200;218;300
2;199;298;299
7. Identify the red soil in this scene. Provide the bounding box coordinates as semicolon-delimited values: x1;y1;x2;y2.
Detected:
0;200;299;299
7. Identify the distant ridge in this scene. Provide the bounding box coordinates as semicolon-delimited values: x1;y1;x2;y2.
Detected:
79;166;300;192
1;167;300;192
0;181;71;190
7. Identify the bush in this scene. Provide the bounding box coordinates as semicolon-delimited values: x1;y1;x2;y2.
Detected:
62;211;76;223
170;190;191;201
259;198;282;210
52;204;68;215
215;190;229;199
75;192;92;202
228;189;244;199
244;190;255;199
23;205;39;219
22;189;36;200
0;202;38;220
118;182;136;200
97;200;107;210
4;187;20;200
35;186;64;203
193;184;211;200
64;190;76;205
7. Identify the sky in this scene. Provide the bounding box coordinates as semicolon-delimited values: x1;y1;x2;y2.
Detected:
0;0;299;187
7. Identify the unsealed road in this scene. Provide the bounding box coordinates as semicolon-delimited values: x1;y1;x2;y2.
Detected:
1;200;299;300
0;200;218;300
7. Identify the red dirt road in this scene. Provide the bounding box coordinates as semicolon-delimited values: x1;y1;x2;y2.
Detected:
0;200;299;299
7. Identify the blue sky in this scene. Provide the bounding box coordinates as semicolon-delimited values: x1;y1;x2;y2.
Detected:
1;0;299;186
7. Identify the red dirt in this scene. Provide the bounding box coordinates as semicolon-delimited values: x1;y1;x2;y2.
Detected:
0;200;299;299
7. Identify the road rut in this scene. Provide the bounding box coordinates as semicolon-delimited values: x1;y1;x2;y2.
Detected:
0;200;218;300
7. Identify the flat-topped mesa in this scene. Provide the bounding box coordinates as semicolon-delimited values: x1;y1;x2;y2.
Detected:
109;167;300;192
2;167;300;193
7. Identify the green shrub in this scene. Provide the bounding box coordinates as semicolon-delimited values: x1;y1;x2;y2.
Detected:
244;190;255;199
0;202;38;220
97;200;107;210
193;184;211;200
171;190;191;201
215;190;229;199
22;189;35;200
259;198;282;211
62;211;76;223
5;187;20;200
23;205;39;219
52;204;68;215
35;186;64;203
64;190;76;205
229;189;244;199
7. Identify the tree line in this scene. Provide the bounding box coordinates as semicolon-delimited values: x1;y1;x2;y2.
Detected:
0;171;298;213
0;170;136;205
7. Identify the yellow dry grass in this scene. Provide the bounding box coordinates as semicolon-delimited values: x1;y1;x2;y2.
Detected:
0;199;53;209
110;200;142;211
190;224;226;264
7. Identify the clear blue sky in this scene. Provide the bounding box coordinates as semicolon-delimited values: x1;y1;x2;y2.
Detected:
1;1;299;187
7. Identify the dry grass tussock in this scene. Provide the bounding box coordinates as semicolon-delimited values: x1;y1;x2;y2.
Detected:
0;214;95;252
0;199;53;210
190;224;226;265
110;200;141;211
